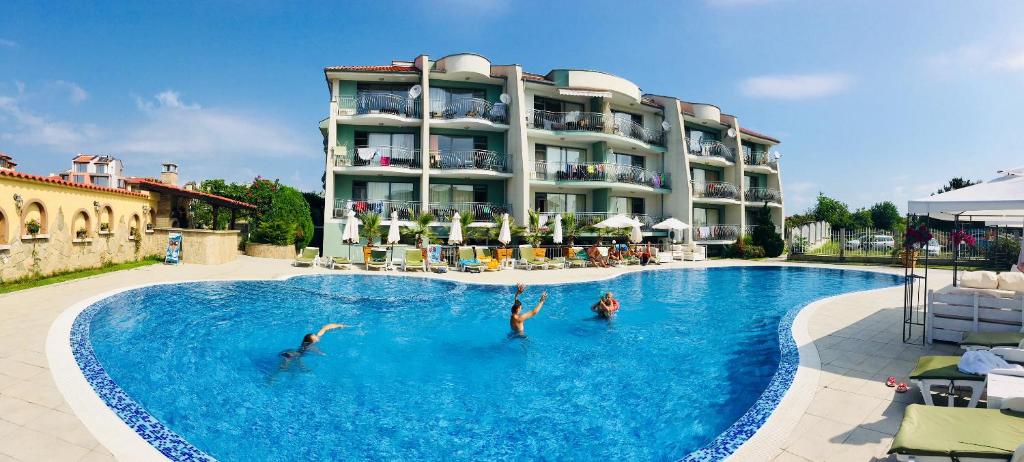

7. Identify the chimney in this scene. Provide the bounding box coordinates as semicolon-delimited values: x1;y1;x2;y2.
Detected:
160;163;179;186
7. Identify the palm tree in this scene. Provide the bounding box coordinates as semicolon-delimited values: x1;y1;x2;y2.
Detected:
524;209;545;246
358;212;382;245
562;213;579;246
410;212;435;247
459;212;474;243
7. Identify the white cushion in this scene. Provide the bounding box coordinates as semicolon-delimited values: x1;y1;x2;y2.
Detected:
999;272;1024;292
961;271;999;289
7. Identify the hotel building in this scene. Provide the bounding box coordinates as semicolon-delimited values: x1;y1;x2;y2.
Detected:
319;53;783;255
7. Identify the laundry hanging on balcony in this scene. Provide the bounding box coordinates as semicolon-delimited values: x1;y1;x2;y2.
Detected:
357;147;376;161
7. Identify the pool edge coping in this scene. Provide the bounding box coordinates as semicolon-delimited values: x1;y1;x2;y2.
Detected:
44;262;907;462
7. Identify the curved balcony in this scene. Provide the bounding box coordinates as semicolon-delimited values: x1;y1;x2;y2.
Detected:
745;187;783;204
692;224;740;242
691;181;739;200
334;199;420;220
531;110;665;147
743;150;779;170
613;118;665;146
429;149;510;175
429;98;508;125
686;138;735;164
532;161;671;191
337;92;422;123
333;146;422;175
429;202;511;222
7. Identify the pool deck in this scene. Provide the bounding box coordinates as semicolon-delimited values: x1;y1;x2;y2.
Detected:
0;256;956;461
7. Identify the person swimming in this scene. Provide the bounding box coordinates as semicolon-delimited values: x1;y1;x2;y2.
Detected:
591;292;620;318
275;323;350;374
509;283;547;335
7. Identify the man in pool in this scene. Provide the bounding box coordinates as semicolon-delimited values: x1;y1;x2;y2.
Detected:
276;323;350;373
591;292;620;318
509;283;547;335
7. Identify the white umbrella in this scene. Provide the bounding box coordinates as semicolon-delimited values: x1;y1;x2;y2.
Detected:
552;214;563;244
342;209;361;260
593;214;640;229
653;217;690;243
629;216;643;243
387;211;402;244
448;212;463;245
498;213;511;245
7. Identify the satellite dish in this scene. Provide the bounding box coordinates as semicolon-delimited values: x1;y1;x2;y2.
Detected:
727;128;737;138
661;121;671;131
408;85;423;99
499;93;511;104
773;151;782;160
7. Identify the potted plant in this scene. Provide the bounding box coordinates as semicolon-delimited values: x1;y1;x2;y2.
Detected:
359;212;382;262
900;225;933;268
146;223;155;231
409;212;435;250
76;228;88;239
561;214;579;253
100;222;110;233
26;219;41;236
130;226;138;238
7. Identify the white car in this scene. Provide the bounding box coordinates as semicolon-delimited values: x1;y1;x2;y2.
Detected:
863;235;895;251
845;233;869;250
924;238;942;256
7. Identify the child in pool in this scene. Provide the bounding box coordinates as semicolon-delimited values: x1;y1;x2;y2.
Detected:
591;292;620;318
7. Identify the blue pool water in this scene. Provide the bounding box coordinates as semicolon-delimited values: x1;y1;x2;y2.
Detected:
80;267;900;461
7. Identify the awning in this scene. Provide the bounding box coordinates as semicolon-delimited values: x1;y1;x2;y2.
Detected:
558;88;612;98
907;167;1024;219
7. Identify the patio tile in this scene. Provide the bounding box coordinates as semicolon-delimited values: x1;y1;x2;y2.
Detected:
79;450;117;462
0;358;46;381
24;408;100;449
859;399;907;436
781;414;854;461
771;449;812;461
0;380;65;409
0;426;91;462
805;388;884;427
831;427;894;461
0;396;50;426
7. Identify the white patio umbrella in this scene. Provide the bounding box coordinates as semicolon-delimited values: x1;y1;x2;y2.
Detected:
387;211;402;244
448;212;463;245
342;209;361;260
629;216;643;243
593;214;640;229
653;217;691;243
552;214;563;244
498;213;512;245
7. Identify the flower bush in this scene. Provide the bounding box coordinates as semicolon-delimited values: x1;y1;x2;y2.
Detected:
903;224;933;250
951;229;977;247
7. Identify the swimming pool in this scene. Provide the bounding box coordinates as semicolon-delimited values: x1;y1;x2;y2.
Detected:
73;267;900;461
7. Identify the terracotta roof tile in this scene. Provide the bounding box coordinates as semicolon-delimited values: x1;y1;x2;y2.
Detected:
324;65;418;73
640;97;662;108
0;169;148;198
522;72;553;83
740;127;780;144
126;178;255;209
72;154;94;162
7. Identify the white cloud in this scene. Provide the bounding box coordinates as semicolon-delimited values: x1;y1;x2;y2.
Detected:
739;73;853;100
0;39;16;48
927;44;1024;74
0;94;101;150
52;80;88;104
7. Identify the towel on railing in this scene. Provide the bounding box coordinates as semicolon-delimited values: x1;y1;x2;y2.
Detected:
699;226;711;239
357;147;375;161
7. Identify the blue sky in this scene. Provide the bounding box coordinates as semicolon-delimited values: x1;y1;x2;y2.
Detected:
2;1;1023;215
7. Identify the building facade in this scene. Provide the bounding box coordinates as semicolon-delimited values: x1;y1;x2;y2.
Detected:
59;154;126;189
320;53;783;255
0;152;16;171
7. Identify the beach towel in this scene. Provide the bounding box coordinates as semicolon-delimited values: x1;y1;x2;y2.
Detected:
959;350;1021;375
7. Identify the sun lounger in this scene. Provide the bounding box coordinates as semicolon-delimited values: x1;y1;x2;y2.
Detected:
402;248;425;272
962;332;1024;350
516;245;557;270
294;247;320;267
325;256;351;269
366;248;389;271
474;247;500;272
889;404;1024;461
909;355;986;408
458;247;485;273
426;245;449;272
566;247;588;268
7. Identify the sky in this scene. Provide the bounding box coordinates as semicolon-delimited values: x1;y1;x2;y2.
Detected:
2;0;1023;215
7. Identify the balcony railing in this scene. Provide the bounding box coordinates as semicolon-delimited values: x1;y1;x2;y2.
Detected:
693;224;741;241
686;138;735;162
531;110;605;132
337;91;422;118
691;181;739;199
745;187;783;204
743;224;784;236
334;146;422;169
613;118;665;146
429;149;509;173
429;98;508;124
334;199;420;220
532;161;671;190
540;212;663;231
429;202;511;222
744;150;778;169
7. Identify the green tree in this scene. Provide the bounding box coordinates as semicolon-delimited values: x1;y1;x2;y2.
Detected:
751;205;785;257
850;208;874;229
812;193;852;228
191;179;251;229
259;185;314;250
358;212;382;245
869;201;903;231
935;177;979;195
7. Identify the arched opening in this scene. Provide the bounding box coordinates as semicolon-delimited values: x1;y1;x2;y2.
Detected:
0;207;9;244
21;200;48;236
130;213;141;237
71;209;92;240
99;205;114;233
147;208;156;231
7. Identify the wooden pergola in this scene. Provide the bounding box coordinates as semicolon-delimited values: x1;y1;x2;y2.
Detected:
128;179;255;230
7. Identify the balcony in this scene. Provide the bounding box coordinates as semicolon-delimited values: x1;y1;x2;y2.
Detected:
743;224;784;236
334;199;420;220
686;138;735;164
429;202;511;222
429;98;508;125
691;181;740;200
530;110;665;147
337;91;422;121
744;150;778;170
692;224;740;242
532;161;671;190
544;212;663;231
745;187;783;204
334;146;422;172
429;149;510;174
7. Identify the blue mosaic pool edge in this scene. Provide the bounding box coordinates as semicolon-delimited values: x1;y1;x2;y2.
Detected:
70;299;217;462
680;299;816;461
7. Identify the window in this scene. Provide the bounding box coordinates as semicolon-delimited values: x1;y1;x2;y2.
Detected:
95;164;107;174
93;176;110;187
74;175;86;183
535;193;586;213
691;168;721;183
353;181;415;202
612;111;642;131
686;128;719;142
354;132;417;164
535;144;584;179
613;153;645;169
692;207;720;226
431;87;485;117
74;163;88;173
534;96;584;114
609;196;645;215
743;175;762;189
429;184;487;204
431;135;487;153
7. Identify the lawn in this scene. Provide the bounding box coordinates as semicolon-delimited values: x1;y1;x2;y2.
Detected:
0;256;163;294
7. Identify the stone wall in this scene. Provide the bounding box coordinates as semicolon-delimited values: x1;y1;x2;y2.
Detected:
245;242;297;260
169;228;241;265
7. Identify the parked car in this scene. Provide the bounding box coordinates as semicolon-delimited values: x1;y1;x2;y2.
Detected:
924;238;942;256
845;233;870;250
863;235;895;251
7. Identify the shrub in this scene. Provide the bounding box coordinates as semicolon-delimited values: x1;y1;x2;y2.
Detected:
725;241;765;259
750;205;785;257
249;184;313;250
990;236;1022;270
251;220;295;246
762;234;785;258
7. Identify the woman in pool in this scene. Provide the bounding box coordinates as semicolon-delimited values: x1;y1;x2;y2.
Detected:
591;292;620;318
275;323;350;373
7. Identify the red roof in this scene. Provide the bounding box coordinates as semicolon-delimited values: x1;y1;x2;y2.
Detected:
641;97;662;108
740;127;780;144
324;65;418;73
0;169;148;198
72;154;94;162
522;72;553;83
126;178;255;209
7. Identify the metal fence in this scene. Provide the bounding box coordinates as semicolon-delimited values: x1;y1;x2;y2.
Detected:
789;226;1022;266
429;98;508;124
533;161;671;189
337;92;422;118
685;138;735;162
429;149;508;173
335;146;422;168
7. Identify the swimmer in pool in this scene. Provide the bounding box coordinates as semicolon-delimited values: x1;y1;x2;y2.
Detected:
509;283;547;335
274;323;350;375
591;292;620;318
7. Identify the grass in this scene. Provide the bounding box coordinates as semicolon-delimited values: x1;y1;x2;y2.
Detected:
0;255;163;294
